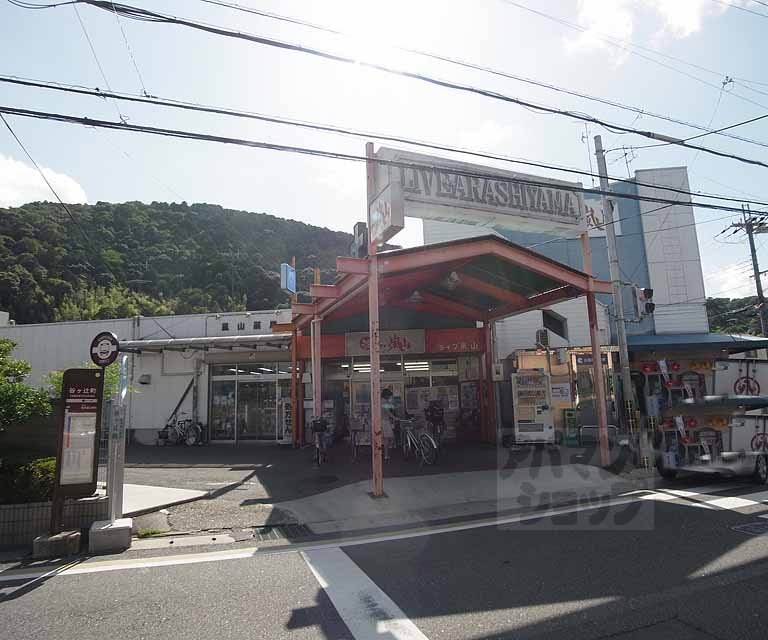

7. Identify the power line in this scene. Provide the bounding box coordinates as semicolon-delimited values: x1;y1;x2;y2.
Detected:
498;0;768;107
109;0;149;96
71;2;126;123
6;74;768;208
19;0;768;171
709;0;768;20
198;0;768;151
4;103;767;219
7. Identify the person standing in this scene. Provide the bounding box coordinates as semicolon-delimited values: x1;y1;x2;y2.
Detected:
381;388;396;460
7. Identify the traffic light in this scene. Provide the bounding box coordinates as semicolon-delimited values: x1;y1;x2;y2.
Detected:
634;287;655;317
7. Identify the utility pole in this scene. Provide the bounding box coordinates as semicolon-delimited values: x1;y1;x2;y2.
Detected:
594;136;636;436
730;204;768;336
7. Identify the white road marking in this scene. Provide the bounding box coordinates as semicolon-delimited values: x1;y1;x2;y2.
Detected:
707;496;760;510
302;547;429;640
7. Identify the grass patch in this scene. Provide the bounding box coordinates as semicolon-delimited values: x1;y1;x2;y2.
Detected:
137;528;167;538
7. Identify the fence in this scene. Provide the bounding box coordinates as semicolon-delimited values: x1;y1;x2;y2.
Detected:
0;496;109;547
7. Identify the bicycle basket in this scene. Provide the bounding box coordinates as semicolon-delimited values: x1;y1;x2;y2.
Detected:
311;418;329;433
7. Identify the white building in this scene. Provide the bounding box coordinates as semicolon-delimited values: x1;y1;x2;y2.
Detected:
0;309;292;444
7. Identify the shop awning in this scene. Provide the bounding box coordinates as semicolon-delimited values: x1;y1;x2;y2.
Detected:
627;332;768;354
118;332;293;353
291;235;612;328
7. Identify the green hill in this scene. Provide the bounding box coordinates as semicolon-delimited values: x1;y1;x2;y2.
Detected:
706;296;762;335
0;201;351;323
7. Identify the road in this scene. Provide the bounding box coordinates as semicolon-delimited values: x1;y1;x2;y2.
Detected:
4;479;768;639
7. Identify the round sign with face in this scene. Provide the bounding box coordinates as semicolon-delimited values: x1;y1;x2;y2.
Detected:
90;331;120;367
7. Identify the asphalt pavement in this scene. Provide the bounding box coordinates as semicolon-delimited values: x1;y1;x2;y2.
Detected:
5;480;768;639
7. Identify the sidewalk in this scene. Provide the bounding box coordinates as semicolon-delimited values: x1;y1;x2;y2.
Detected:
277;463;639;535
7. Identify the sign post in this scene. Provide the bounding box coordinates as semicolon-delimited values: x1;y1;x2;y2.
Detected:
50;368;105;534
89;332;122;523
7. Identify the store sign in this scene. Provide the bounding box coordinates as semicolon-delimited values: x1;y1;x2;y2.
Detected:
585;195;622;237
575;352;609;366
373;147;586;236
280;263;296;295
427;328;484;354
55;368;104;497
369;180;405;248
345;329;425;356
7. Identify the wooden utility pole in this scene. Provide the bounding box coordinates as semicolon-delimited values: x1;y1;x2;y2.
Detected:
729;204;768;336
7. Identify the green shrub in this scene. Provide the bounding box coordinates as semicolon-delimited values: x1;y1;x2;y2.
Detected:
0;456;56;504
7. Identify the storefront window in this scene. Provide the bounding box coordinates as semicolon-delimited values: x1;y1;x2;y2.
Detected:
325;360;351;379
381;355;403;373
431;359;459;387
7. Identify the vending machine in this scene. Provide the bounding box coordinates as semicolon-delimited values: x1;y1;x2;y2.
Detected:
511;370;555;444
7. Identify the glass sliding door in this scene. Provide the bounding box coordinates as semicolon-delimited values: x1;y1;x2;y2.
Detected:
209;380;236;441
237;380;278;440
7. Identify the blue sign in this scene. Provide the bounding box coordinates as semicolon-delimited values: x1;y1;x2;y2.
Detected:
280;263;296;295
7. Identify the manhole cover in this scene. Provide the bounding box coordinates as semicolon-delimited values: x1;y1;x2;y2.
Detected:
732;521;768;536
316;475;338;484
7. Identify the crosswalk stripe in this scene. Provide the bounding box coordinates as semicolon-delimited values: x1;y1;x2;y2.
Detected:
706;496;759;510
302;547;429;640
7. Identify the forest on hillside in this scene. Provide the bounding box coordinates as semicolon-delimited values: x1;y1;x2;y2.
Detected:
0;201;351;324
706;296;762;335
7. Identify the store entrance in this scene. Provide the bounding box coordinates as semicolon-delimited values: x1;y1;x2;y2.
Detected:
208;362;292;443
237;380;277;440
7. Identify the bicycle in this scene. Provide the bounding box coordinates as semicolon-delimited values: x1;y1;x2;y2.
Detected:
401;418;438;465
311;417;330;466
424;402;445;450
157;413;202;446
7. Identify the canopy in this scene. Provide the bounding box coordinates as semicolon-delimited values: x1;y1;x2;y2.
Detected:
292;235;611;327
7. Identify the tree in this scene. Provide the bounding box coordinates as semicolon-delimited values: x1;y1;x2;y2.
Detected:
43;361;125;399
0;338;50;427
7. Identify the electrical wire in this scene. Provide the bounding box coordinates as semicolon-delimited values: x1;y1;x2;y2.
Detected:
110;0;149;96
16;0;768;171
6;74;768;209
5;103;768;219
709;0;768;20
71;2;126;123
498;0;768;108
197;0;768;151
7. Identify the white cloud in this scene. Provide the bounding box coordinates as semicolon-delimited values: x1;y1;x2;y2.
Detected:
566;0;731;56
0;154;87;207
649;0;729;39
704;261;755;298
566;0;635;53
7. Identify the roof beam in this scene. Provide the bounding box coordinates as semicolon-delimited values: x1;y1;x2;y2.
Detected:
337;256;369;275
456;272;529;306
420;291;484;320
291;302;316;316
488;286;580;320
309;284;340;299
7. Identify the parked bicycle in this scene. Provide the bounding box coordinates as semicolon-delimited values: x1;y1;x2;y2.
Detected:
157;413;202;446
424;401;445;449
311;416;330;466
401;418;438;465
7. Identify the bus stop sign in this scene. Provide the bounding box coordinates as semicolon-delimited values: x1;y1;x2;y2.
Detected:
90;331;120;367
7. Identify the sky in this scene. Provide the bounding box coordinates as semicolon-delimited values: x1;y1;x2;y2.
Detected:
1;0;768;300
